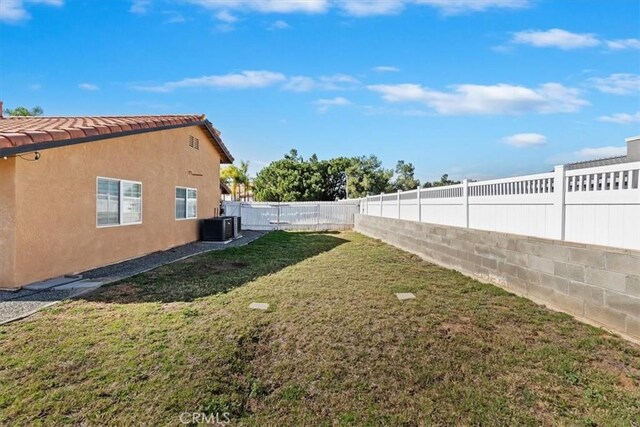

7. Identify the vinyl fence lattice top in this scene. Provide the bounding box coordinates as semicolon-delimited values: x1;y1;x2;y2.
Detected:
361;162;640;251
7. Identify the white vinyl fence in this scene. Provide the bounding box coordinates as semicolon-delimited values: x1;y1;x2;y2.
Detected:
223;200;360;231
362;162;640;251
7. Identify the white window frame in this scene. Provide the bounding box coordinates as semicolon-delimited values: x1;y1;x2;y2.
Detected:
96;177;143;228
175;186;198;220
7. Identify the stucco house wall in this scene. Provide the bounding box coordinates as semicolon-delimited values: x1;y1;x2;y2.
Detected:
0;157;17;288
0;125;222;289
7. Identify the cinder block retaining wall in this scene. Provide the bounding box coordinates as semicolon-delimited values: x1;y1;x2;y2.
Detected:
354;214;640;343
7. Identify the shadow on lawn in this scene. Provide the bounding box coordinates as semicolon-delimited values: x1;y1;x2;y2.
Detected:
81;231;347;304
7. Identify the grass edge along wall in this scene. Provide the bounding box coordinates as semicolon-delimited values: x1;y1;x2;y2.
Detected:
355;214;640;343
0;124;228;289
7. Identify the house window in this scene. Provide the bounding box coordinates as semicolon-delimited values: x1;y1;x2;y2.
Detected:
97;178;142;227
176;187;197;220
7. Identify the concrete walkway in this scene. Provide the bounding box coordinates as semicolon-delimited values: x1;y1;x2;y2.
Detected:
0;231;268;325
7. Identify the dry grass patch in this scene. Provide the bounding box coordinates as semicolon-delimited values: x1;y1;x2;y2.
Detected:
0;231;638;426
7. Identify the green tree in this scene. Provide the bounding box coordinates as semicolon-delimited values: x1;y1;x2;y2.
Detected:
253;151;394;202
423;174;461;188
393;160;420;191
4;106;43;116
345;155;393;198
220;161;251;201
236;160;251;201
253;150;323;202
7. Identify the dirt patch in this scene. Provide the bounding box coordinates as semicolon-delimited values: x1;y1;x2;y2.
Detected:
591;359;640;392
438;322;471;339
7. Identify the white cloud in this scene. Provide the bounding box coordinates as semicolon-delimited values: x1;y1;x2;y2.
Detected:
373;65;400;72
575;146;627;159
185;0;328;14
1;0;62;23
337;0;404;17
178;0;530;17
78;83;99;91
134;70;287;92
606;38;640;50
215;9;238;23
413;0;530;15
598;112;640;124
502;133;547;148
314;96;351;113
164;11;186;23
547;145;628;165
590;73;640;95
368;82;588;115
283;76;316;92
130;0;150;14
283;73;360;92
267;19;290;30
511;28;600;49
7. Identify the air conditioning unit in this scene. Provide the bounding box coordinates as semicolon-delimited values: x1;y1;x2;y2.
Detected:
202;217;235;241
231;216;241;237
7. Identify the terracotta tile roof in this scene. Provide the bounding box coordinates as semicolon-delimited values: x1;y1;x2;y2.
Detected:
0;115;233;163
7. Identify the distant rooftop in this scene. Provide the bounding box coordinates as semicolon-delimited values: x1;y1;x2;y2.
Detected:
564;155;628;170
564;136;639;170
0;114;233;163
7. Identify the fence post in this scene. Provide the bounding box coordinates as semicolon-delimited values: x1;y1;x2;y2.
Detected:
416;185;421;222
397;190;402;219
316;203;320;231
553;165;566;240
276;202;280;231
463;179;469;228
380;193;383;217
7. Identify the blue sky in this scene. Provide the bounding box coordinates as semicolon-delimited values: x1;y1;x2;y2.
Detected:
1;0;639;181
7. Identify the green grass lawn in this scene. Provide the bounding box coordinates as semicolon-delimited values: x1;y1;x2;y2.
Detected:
1;231;639;426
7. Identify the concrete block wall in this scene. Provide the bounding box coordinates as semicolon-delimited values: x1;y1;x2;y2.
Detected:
354;214;640;343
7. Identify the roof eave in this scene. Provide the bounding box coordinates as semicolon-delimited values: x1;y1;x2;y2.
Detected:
202;119;234;164
0;119;235;164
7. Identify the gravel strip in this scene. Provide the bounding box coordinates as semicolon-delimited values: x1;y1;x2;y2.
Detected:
0;289;40;302
0;288;87;324
82;230;267;280
0;231;268;325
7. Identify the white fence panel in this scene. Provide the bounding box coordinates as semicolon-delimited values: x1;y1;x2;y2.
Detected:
564;162;640;249
361;161;640;251
222;201;360;231
467;172;556;238
420;184;466;227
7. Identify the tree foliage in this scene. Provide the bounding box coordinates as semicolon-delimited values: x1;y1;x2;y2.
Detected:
253;150;393;202
220;160;251;201
3;106;43;116
392;160;420;191
253;149;462;201
423;174;461;188
345;155;394;198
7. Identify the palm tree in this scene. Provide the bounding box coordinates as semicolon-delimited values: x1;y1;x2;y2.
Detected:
220;161;250;201
238;160;250;201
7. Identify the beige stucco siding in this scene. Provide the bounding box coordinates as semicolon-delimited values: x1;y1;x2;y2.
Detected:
0;157;16;288
6;125;221;288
